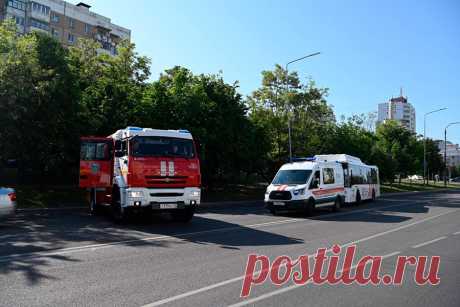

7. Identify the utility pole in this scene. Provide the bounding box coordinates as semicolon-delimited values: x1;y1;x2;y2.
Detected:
423;108;447;184
285;52;320;162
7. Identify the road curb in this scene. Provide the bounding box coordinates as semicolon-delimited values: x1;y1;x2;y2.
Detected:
16;189;459;212
16;200;264;212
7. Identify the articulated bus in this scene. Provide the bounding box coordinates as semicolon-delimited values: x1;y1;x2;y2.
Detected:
265;154;380;215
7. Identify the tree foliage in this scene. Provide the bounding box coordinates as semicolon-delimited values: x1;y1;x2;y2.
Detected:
0;21;444;185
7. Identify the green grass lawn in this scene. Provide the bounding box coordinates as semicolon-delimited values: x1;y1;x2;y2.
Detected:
381;180;460;193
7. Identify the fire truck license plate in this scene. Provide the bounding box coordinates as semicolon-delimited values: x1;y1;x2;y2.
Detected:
273;202;285;206
160;203;178;209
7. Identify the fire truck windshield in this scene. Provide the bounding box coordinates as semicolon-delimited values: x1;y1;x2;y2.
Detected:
130;136;195;158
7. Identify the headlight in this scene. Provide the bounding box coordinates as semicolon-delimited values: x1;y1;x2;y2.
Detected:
293;188;305;196
128;191;144;198
190;191;200;197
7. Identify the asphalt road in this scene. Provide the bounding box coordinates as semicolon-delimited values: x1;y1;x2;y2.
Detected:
1;191;459;307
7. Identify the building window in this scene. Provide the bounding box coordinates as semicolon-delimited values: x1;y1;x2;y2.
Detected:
51;28;59;38
10;15;25;26
85;24;91;34
31;2;50;15
51;13;60;23
29;18;50;31
7;0;26;11
68;33;75;44
68;18;74;29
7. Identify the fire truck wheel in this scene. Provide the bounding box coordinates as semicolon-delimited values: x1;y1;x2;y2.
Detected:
304;198;316;216
172;208;195;223
111;187;126;223
333;196;342;212
89;189;102;216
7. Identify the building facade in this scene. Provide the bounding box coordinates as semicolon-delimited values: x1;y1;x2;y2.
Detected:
437;140;460;168
0;0;130;55
377;90;416;133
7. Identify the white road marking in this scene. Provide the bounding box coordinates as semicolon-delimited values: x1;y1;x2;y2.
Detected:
141;209;455;307
453;231;460;235
228;251;402;307
0;199;428;262
411;236;447;249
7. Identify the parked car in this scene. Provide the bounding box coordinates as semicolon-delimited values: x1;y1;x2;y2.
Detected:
449;177;460;183
0;187;17;220
408;175;423;181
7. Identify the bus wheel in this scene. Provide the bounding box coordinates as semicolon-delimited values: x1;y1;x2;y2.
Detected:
111;187;126;224
355;191;362;205
333;196;342;212
304;199;316;216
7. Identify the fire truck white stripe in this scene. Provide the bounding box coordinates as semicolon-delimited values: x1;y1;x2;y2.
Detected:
160;161;167;177
169;161;175;176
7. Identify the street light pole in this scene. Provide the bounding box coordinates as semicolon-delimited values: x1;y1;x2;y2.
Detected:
285;52;321;162
423;108;447;184
444;122;460;187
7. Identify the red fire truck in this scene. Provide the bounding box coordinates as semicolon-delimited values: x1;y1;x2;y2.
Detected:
79;127;201;222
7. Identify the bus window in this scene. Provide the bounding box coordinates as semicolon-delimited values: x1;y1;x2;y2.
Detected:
323;168;335;184
371;168;378;184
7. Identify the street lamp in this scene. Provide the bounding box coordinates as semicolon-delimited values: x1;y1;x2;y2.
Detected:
285;52;321;162
423;107;447;184
444;122;460;187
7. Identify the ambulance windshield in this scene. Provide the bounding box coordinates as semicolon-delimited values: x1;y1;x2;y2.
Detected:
130;136;195;158
272;170;312;185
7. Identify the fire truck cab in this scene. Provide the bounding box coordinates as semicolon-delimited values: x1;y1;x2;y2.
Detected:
79;127;201;222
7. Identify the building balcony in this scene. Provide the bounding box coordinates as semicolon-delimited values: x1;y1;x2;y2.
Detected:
29;10;50;23
28;25;49;34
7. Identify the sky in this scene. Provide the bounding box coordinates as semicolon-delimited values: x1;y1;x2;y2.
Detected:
72;0;460;143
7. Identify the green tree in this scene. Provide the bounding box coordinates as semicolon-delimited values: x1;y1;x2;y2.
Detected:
248;64;334;176
374;120;428;182
141;67;270;184
0;20;79;182
68;39;151;136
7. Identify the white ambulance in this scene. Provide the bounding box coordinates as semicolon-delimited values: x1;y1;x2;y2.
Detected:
264;154;380;215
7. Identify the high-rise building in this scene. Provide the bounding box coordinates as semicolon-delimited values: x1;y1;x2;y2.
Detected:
377;89;416;133
0;0;130;55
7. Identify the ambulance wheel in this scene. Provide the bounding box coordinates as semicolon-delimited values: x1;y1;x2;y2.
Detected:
355;191;362;206
333;196;342;212
111;187;126;223
304;199;316;216
172;208;194;223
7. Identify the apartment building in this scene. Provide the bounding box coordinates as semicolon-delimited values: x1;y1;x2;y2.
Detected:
437;140;460;168
0;0;130;55
377;89;416;133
